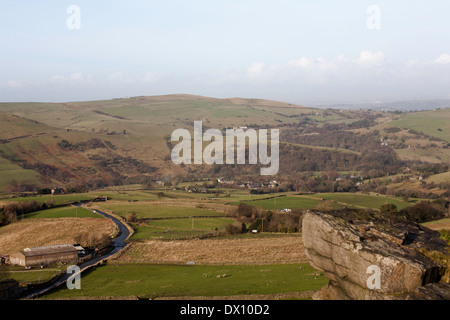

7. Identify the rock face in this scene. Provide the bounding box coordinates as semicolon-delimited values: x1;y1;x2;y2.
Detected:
302;209;450;300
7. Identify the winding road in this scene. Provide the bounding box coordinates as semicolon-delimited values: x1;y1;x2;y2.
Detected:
22;205;130;299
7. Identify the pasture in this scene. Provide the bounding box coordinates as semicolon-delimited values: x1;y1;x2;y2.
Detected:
238;196;322;211
24;206;101;219
309;193;413;210
42;263;327;299
389;108;450;143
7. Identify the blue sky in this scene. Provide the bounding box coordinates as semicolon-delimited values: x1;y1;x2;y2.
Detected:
1;0;450;105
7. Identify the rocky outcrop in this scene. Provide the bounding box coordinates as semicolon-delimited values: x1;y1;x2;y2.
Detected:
302;209;450;300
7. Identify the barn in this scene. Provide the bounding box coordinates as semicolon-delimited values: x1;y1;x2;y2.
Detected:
9;244;78;267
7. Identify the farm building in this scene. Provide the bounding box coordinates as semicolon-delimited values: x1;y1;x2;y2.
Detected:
9;244;78;267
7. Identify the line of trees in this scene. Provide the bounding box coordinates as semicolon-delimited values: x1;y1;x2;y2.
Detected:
0;200;56;226
380;200;448;223
232;203;303;234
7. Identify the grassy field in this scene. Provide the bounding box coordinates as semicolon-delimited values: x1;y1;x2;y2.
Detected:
309;193;413;210
148;217;235;231
426;171;450;184
129;217;236;241
422;218;450;231
0;157;43;191
0;218;117;255
98;202;227;219
42;263;327;299
0;194;96;206
130;225;212;241
395;147;450;164
116;236;306;265
24;206;101;219
237;196;322;211
0;265;64;284
389;108;450;143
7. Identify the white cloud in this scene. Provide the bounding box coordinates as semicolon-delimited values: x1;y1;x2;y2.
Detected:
357;51;385;67
51;75;67;83
406;59;420;68
70;72;83;81
289;57;313;68
434;54;450;64
7;80;22;88
108;72;124;82
107;72;134;84
51;73;93;84
143;72;158;82
247;62;265;77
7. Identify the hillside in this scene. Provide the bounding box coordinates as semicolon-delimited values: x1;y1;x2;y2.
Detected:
0;95;449;194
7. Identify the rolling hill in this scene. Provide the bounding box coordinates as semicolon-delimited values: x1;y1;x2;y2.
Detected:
0;95;449;192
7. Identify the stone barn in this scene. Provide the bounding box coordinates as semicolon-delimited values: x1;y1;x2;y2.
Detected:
9;244;78;267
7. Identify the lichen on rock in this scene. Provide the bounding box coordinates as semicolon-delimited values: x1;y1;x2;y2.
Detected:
302;208;450;300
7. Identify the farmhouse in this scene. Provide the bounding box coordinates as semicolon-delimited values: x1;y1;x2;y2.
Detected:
51;187;65;195
9;244;78;267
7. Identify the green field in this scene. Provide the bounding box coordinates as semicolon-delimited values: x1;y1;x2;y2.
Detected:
99;203;226;219
131;225;216;241
24;206;102;219
0;266;63;284
148;217;235;231
426;171;450;184
42;263;327;299
389;108;450;143
0;194;96;206
309;193;413;210
238;196;322;211
130;216;236;241
0;157;43;190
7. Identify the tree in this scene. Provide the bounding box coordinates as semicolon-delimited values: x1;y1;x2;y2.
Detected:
126;212;138;223
315;200;334;212
399;201;445;223
380;203;398;215
157;192;165;199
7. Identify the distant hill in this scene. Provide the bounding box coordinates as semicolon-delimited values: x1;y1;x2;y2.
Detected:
0;94;448;192
317;99;450;112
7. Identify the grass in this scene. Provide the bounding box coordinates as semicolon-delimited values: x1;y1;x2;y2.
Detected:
131;225;213;241
98;203;226;219
130;217;236;240
426;171;450;184
236;196;322;211
0;194;96;206
422;218;450;231
389;109;450;143
0;265;64;284
309;193;414;210
0;156;43;190
0;218;117;255
148;217;235;231
24;206;102;219
42;263;327;299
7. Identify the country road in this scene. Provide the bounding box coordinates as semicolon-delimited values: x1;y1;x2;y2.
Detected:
22;205;131;299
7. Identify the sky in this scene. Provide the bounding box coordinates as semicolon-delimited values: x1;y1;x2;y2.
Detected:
1;0;450;105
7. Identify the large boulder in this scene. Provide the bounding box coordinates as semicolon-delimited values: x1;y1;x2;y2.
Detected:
302;209;450;300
